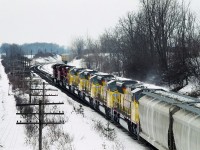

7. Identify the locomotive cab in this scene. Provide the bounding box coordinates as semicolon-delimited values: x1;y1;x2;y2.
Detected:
90;73;113;102
57;64;73;86
90;73;114;112
69;68;85;87
114;80;138;116
79;69;97;93
51;64;63;83
68;68;85;94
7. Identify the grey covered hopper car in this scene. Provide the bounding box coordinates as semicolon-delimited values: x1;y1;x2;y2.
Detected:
138;90;200;150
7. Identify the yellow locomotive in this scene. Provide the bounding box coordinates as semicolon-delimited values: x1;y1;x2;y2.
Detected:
51;63;200;150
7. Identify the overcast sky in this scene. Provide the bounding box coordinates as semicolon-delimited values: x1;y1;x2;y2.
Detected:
0;0;199;47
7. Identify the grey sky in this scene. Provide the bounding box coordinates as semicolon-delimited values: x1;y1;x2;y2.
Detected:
0;0;199;46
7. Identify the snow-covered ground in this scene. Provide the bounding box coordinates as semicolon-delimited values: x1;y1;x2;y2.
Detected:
0;56;150;150
31;54;62;66
0;59;31;150
178;77;199;96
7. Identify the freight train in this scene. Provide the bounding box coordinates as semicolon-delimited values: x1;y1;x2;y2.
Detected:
49;63;200;150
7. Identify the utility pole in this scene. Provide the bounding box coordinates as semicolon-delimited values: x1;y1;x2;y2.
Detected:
16;82;64;150
29;75;32;103
39;100;42;150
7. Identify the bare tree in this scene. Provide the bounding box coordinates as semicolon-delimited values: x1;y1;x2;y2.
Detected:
71;37;85;59
71;0;200;89
84;37;101;69
141;0;180;71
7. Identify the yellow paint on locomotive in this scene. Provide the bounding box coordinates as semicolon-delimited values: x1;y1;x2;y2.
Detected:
68;73;73;86
79;74;92;94
98;83;108;103
74;74;80;87
100;86;107;103
107;90;119;108
121;93;132;116
131;100;139;123
68;71;81;87
67;68;73;86
113;90;126;111
79;78;85;91
91;82;103;100
85;79;91;93
113;88;139;119
91;83;97;98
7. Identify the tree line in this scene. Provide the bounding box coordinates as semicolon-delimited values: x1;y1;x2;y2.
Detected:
0;42;69;55
71;0;200;91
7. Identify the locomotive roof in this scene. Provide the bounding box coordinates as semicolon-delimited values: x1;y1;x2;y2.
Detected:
95;72;111;76
51;63;64;68
90;74;114;85
131;87;145;94
66;65;74;69
107;80;117;91
72;67;85;72
58;64;71;68
79;69;95;74
84;70;97;76
116;77;133;81
116;80;138;87
79;70;97;78
107;80;116;85
97;75;114;80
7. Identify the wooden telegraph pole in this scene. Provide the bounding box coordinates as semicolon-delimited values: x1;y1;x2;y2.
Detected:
16;82;64;150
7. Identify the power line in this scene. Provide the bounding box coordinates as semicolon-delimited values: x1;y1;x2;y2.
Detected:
16;82;64;150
